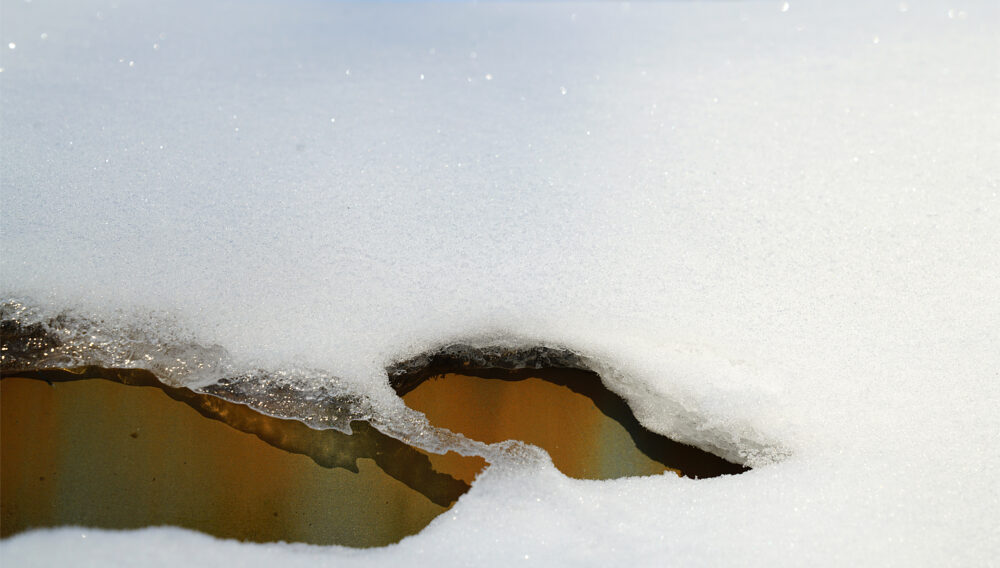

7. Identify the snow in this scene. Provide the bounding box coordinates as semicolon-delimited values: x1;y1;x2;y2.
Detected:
2;0;999;565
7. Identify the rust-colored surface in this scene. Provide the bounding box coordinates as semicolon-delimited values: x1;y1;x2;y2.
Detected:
0;372;483;546
403;370;747;480
1;359;745;545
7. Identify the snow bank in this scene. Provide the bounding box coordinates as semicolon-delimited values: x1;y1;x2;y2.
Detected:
2;0;998;565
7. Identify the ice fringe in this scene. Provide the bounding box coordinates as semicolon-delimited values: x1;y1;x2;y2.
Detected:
1;297;788;467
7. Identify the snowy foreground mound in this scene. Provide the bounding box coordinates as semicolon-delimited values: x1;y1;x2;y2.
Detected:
2;0;998;565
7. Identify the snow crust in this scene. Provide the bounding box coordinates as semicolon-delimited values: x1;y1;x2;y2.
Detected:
2;0;999;565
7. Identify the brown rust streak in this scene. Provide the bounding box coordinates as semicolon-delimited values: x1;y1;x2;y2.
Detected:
401;368;748;480
1;368;485;546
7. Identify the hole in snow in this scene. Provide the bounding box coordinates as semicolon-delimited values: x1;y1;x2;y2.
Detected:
388;345;749;480
0;312;751;550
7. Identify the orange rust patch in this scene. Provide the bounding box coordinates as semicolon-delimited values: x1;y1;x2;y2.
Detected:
403;372;682;479
1;374;483;546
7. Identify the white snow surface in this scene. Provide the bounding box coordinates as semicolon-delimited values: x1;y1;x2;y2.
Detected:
2;0;999;565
